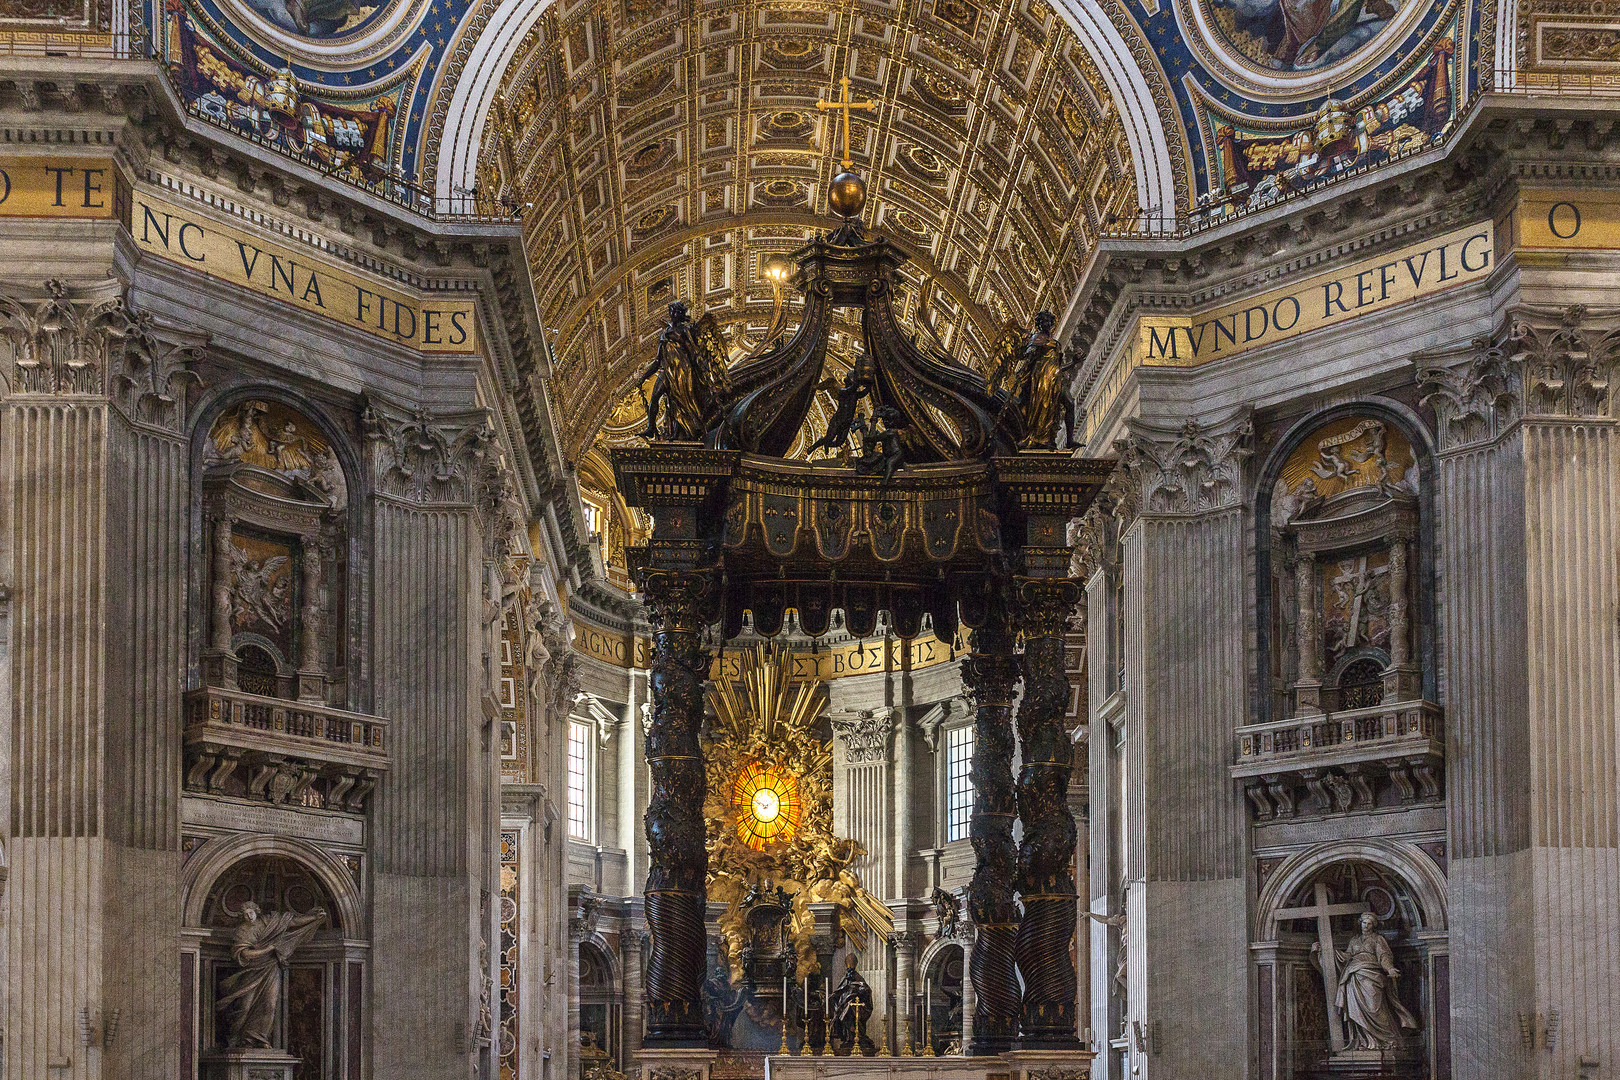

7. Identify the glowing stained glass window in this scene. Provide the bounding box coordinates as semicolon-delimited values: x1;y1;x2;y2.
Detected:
730;760;802;850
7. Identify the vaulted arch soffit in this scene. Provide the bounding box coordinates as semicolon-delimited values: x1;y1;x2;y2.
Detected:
164;0;1493;237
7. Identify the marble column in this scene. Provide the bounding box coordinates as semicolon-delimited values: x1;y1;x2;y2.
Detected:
1012;577;1083;1048
638;566;717;1046
964;606;1022;1053
204;512;239;687
297;539;326;700
1292;551;1321;714
1382;530;1420;701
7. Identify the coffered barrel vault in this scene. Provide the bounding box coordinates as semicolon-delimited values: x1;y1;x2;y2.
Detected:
476;0;1139;460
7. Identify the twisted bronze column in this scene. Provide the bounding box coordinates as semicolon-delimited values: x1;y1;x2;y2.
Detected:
639;566;718;1046
1013;577;1082;1048
965;606;1022;1054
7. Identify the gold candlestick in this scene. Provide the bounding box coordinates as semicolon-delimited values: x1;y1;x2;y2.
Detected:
922;1018;936;1057
821;1015;835;1057
877;1013;890;1057
854;1001;865;1057
900;1012;913;1057
778;1015;791;1056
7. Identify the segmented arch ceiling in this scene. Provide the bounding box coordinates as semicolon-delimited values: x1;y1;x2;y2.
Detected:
480;0;1137;459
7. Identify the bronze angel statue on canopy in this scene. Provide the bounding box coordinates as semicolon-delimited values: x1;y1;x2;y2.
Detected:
985;311;1082;451
637;301;733;442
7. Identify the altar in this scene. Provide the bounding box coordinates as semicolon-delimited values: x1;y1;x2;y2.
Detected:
764;1049;1095;1080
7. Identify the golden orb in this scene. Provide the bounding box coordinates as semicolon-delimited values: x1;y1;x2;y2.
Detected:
827;170;867;219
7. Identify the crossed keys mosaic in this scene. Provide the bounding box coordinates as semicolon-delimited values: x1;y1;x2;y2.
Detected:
480;0;1136;463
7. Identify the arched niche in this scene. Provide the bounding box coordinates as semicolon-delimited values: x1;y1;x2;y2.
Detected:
193;394;352;704
918;939;965;1056
179;835;369;1078
1241;401;1444;824
578;938;620;1065
1253;841;1449;1080
1254;400;1438;723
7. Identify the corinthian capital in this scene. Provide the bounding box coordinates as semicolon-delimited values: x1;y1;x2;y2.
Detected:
108;306;207;431
829;707;896;764
0;279;129;396
1120;408;1253;516
363;398;506;506
1415;334;1520;450
1509;304;1617;420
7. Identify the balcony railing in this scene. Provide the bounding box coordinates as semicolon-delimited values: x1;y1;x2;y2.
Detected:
1232;699;1441;820
184;685;389;813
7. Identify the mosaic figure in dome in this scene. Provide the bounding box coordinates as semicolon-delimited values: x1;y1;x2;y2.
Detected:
1210;0;1401;70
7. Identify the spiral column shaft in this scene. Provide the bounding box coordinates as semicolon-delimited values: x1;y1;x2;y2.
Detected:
1013;577;1082;1048
965;609;1022;1054
639;566;718;1046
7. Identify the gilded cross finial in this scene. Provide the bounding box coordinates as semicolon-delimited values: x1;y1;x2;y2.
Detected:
816;75;876;171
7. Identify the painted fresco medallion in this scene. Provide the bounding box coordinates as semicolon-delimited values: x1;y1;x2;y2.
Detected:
1182;0;1434;97
1209;0;1404;72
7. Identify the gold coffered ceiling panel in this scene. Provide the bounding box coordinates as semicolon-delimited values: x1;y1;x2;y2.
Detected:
486;0;1135;460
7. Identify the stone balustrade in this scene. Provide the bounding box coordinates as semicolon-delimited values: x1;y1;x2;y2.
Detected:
183;685;390;813
1231;699;1442;820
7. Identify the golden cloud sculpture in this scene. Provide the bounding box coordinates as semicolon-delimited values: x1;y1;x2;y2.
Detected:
705;644;893;985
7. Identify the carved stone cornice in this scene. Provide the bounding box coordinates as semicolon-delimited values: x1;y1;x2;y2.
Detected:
912;696;970;754
829;708;897;765
362;399;505;507
1119;409;1253;517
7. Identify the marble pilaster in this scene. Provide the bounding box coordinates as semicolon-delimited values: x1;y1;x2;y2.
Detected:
1111;412;1252;1079
2;284;198;1080
365;404;504;1079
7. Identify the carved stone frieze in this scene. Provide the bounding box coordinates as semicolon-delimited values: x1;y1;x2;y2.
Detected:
1120;410;1254;516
